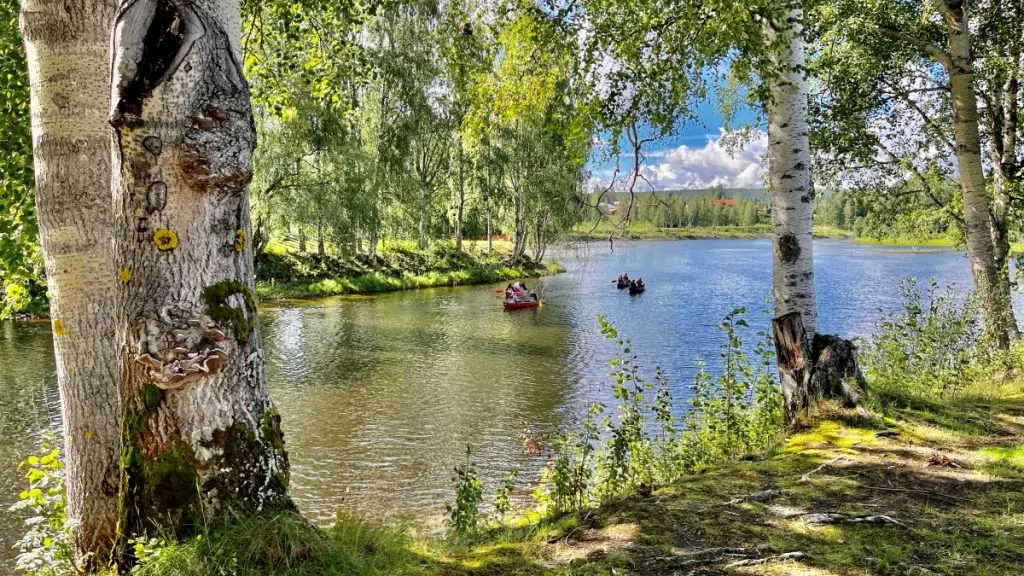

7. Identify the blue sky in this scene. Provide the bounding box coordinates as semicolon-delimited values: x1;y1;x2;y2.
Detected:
588;99;767;192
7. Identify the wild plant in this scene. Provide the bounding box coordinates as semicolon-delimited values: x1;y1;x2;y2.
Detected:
9;439;79;576
445;446;484;536
533;309;781;514
488;469;519;524
860;278;979;398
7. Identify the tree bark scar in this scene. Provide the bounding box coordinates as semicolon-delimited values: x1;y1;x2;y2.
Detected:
146;4;252;195
777;233;800;264
143;136;162;155
146;181;167;212
111;0;204;126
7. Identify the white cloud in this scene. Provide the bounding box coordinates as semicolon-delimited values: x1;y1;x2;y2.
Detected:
591;129;768;191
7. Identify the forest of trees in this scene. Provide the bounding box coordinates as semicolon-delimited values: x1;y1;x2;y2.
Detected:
234;0;592;265
1;0;1022;572
589;187;768;229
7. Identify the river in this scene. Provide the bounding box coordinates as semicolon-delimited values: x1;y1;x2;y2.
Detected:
1;239;1019;570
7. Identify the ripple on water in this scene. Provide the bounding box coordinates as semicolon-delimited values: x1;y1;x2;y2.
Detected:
1;241;1019;556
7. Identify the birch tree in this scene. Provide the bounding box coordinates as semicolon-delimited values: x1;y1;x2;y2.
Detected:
557;0;874;422
811;0;1021;348
562;0;821;332
926;0;1017;347
763;4;819;334
108;0;290;540
19;0;121;561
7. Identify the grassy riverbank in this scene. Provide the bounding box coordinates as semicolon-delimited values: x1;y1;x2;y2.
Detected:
571;222;775;240
126;384;1024;576
255;240;564;301
569;222;1013;252
570;222;927;243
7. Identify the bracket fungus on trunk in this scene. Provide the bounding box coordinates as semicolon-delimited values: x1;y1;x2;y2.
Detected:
134;311;230;390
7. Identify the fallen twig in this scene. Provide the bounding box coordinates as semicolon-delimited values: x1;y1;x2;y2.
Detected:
847;515;906;527
801;456;843;482
725;551;808;568
724;488;782;506
802;512;905;527
651;546;760;569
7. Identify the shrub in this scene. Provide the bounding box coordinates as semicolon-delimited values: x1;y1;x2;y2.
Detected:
532;310;782;514
859;278;979;398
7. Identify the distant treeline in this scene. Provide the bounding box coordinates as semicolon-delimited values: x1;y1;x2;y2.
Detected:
587;186;767;228
584;185;963;244
813;189;958;242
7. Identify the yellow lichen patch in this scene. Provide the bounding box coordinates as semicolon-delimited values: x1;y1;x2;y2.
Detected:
154;228;179;251
53;319;68;337
119;267;133;284
84;429;95;441
234;229;247;252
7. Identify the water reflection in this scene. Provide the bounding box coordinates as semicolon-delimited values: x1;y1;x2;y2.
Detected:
0;240;1020;572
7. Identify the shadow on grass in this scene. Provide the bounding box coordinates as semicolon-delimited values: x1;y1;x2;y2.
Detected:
503;401;1024;576
120;397;1024;576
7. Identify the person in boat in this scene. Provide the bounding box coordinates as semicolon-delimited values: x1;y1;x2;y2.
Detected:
505;283;515;301
635;277;644;288
512;282;525;302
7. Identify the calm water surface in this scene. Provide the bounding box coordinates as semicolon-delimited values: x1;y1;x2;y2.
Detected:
1;239;1020;570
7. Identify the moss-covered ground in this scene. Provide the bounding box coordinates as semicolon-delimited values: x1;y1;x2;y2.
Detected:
128;387;1024;576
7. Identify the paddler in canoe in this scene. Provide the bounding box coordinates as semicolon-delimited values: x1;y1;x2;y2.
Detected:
503;281;542;309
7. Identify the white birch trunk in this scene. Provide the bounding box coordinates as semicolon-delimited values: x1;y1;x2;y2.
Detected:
109;0;289;541
764;6;819;335
19;0;120;561
941;2;1019;348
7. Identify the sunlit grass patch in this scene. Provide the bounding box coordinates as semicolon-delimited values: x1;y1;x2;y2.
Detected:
125;512;423;576
979;444;1024;479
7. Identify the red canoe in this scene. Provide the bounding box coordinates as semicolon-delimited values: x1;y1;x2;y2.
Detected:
503;300;542;310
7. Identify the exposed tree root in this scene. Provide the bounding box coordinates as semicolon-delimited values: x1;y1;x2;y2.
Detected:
724;488;782;505
800;455;844;482
651;546;767;569
725;551;808;568
802;512;906;527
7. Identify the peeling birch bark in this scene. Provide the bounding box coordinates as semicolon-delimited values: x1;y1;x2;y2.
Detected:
19;0;121;562
108;0;290;544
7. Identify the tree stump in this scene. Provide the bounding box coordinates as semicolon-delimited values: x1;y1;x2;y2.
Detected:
773;313;865;426
772;312;812;426
810;333;866;409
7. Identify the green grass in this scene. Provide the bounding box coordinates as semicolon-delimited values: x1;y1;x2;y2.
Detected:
257;264;563;300
572;222;864;241
255;239;565;301
121;512;424;576
123;382;1024;576
854;234;960;248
